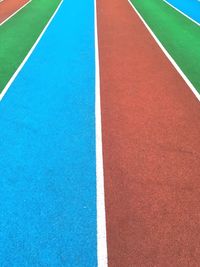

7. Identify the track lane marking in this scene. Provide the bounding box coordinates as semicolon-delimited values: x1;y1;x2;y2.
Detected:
94;0;108;265
0;0;98;264
163;0;200;27
0;0;63;101
0;0;32;26
128;0;200;102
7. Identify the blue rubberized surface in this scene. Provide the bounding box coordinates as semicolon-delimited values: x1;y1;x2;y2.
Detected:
165;0;200;24
0;0;97;266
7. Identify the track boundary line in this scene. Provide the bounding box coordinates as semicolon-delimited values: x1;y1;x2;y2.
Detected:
162;0;200;27
94;0;108;266
0;0;64;101
128;0;200;102
0;0;32;26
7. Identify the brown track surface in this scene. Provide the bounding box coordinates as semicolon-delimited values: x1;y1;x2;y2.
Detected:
97;0;200;266
0;0;29;25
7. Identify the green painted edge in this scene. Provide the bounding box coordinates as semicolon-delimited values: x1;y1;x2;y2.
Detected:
130;0;200;94
0;0;62;94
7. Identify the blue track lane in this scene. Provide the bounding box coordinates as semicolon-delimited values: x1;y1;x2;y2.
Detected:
0;1;97;266
164;0;200;24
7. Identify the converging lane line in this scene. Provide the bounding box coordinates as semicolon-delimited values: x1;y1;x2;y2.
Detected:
94;0;108;264
0;0;63;101
128;0;200;102
97;0;200;264
163;0;200;26
0;0;32;26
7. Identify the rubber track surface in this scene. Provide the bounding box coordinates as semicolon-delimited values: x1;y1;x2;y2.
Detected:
0;0;29;24
0;0;96;265
97;0;200;266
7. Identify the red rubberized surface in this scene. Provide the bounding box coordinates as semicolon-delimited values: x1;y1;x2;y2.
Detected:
97;0;200;266
0;0;29;25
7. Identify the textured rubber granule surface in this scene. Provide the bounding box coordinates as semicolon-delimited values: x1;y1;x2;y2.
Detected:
0;0;29;24
97;0;200;266
0;0;61;94
130;0;200;94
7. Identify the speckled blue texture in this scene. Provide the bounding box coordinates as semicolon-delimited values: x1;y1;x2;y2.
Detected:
0;0;97;266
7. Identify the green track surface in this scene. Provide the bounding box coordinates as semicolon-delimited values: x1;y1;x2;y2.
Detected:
130;0;200;94
0;0;61;94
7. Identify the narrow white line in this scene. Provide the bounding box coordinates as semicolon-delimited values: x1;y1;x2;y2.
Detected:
94;0;108;266
0;0;32;26
162;0;200;27
128;0;200;102
0;0;64;101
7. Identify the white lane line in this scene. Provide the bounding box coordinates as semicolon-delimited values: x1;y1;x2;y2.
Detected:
0;0;32;26
128;0;200;102
94;0;108;266
163;0;200;27
0;0;64;101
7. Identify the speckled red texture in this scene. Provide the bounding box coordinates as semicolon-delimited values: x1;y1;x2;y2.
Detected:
97;0;200;266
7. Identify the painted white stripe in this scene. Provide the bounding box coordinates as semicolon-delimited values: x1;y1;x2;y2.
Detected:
128;0;200;102
94;0;108;266
0;0;64;101
162;0;200;27
0;0;32;26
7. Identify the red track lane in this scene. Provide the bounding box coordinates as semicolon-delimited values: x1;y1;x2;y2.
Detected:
0;0;29;25
97;0;200;266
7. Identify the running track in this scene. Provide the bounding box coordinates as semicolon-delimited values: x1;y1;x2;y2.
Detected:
164;0;200;25
0;0;200;266
0;1;97;265
0;0;29;25
97;0;200;266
